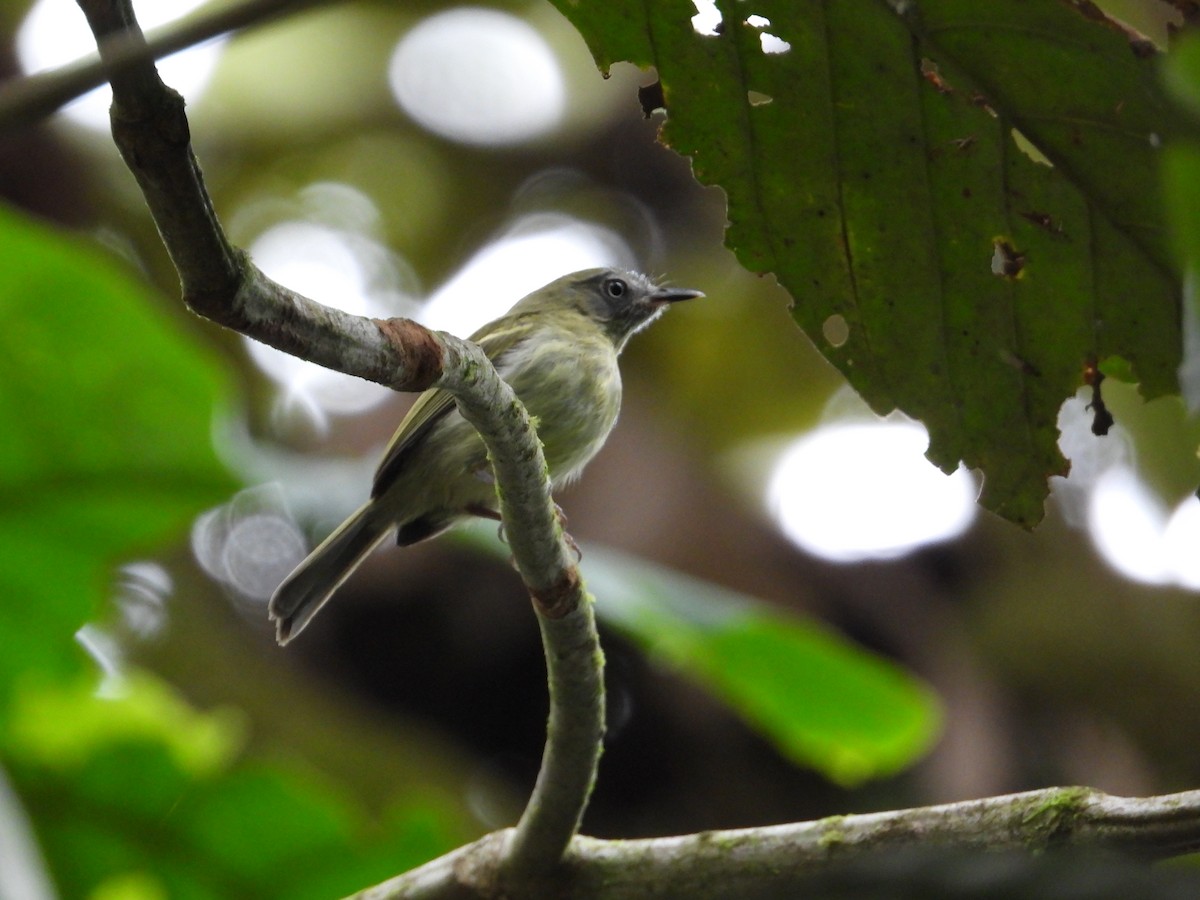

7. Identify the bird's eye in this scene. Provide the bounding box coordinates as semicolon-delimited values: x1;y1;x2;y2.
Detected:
604;278;627;299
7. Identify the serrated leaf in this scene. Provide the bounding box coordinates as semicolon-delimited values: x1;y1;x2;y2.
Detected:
551;0;1187;526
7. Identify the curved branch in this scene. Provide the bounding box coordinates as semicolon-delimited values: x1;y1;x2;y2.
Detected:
73;0;602;879
440;338;605;876
354;787;1200;898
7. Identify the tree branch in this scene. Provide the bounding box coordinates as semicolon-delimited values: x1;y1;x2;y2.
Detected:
73;0;602;880
354;787;1200;898
0;0;329;132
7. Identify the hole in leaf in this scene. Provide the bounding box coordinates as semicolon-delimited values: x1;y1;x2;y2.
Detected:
741;14;790;53
1018;210;1064;236
823;314;849;347
690;0;721;35
747;90;773;107
639;80;665;117
761;33;791;53
1011;128;1053;167
990;238;1026;279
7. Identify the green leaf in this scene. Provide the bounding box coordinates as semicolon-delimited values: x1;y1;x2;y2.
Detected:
550;0;1187;527
1163;33;1200;276
586;547;942;786
458;530;939;783
0;203;237;714
5;671;461;899
1163;30;1200;118
5;673;242;776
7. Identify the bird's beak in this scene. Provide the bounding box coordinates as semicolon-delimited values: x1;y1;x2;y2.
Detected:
650;286;704;304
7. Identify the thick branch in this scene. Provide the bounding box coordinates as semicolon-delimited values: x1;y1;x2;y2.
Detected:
355;787;1200;899
74;0;602;878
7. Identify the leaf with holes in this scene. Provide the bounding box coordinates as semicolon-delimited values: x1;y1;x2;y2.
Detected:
552;0;1190;526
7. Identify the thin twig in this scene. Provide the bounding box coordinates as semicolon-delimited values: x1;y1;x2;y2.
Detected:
0;0;330;132
74;0;604;880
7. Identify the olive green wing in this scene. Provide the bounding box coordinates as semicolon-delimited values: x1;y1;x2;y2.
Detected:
370;315;532;498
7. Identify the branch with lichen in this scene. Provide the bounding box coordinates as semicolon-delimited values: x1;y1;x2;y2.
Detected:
354;787;1200;899
72;0;601;881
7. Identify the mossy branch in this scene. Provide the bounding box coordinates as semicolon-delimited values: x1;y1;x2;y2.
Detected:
354;787;1200;899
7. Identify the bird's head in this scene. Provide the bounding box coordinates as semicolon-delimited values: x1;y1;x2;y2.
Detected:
522;267;703;350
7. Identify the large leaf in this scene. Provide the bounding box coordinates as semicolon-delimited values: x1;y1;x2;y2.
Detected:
550;0;1188;526
462;530;941;785
0;203;237;714
584;546;941;786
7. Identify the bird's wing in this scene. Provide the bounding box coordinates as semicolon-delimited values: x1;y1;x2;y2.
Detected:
371;315;533;498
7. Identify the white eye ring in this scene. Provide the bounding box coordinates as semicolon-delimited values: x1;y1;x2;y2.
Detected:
605;278;627;298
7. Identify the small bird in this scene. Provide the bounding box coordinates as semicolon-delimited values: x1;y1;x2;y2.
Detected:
269;267;702;644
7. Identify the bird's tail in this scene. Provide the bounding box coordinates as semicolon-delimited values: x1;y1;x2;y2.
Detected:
269;502;391;645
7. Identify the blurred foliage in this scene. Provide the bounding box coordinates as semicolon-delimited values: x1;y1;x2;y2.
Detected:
642;267;845;448
550;0;1191;527
585;545;942;786
5;676;457;899
0;203;236;716
0;205;462;897
1163;30;1200;276
461;532;943;785
1102;379;1200;505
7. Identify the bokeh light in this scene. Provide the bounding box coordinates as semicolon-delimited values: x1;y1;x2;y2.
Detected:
16;0;224;130
766;420;978;562
690;0;722;35
192;485;309;607
113;562;173;641
388;7;566;146
243;193;417;431
0;766;54;900
1053;391;1135;526
1054;389;1200;591
74;625;125;696
1087;466;1200;590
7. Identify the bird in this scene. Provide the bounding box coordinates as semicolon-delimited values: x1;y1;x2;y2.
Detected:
269;267;702;644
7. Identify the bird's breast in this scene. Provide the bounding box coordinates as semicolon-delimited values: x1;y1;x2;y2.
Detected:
500;327;622;485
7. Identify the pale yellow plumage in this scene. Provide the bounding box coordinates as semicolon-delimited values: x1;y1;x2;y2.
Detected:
269;267;701;643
